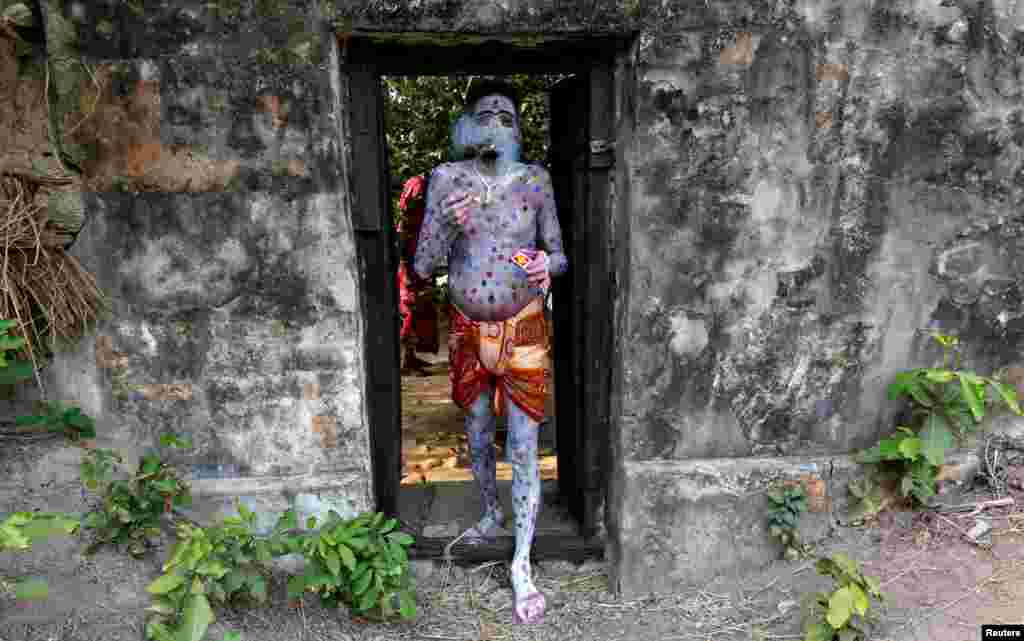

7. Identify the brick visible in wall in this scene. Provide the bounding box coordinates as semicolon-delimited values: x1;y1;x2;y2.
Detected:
140;384;193;401
312;415;337;448
95;335;128;369
815;111;833;129
719;32;753;65
304;383;320;400
816;63;849;81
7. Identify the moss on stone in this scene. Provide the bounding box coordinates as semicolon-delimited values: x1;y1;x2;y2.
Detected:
270;319;288;337
255;0;289;17
207;0;242;21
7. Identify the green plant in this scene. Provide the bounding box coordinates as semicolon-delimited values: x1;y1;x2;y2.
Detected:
800;552;885;641
0;511;80;601
855;331;1023;509
766;482;813;561
845;476;885;525
144;501;279;641
287;511;417;621
81;434;193;557
14;400;97;441
0;318;35;385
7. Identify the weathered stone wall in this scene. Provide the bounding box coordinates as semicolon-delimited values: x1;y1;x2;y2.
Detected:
28;0;373;518
617;0;1024;593
623;0;1024;464
17;0;1024;598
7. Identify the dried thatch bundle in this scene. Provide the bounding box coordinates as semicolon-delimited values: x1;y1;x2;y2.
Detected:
0;171;108;386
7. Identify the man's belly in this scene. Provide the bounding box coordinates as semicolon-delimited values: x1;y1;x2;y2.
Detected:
447;255;544;322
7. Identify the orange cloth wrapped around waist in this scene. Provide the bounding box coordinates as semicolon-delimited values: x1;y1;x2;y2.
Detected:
448;297;550;424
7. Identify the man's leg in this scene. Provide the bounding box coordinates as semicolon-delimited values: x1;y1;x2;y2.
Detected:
462;384;504;541
506;400;545;623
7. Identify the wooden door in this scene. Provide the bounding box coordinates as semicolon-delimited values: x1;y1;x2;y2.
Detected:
548;68;614;539
347;65;401;517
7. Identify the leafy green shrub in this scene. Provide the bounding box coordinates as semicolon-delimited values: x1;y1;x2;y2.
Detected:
766;482;813;561
81;434;193;557
15;400;96;441
144;501;275;641
854;331;1022;509
800;553;885;641
0;511;80;601
287;510;417;621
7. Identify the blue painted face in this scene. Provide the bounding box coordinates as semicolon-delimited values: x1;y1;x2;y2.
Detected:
449;112;476;161
467;93;522;163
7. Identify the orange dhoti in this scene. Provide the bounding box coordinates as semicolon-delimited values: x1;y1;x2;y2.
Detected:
448;297;551;424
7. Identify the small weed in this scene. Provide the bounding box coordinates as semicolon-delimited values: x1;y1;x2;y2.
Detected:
799;552;885;641
766;482;814;561
850;331;1023;516
286;510;417;621
80;434;194;558
0;512;80;602
14;400;97;441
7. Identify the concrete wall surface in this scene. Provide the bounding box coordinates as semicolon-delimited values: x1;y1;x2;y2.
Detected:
16;0;1024;597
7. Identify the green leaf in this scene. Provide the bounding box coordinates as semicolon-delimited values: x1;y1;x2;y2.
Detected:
352;567;373;595
897;437;921;460
0;360;34;384
991;381;1022;415
248;574;267;603
803;622;835;641
286;575;306;600
849;583;869;616
146;596;178;615
325;549;341;576
386;531;415;546
175;594;214;641
359;584;380;612
826;586;855;629
147;573;186;595
14;577;49;601
336;543;356;571
220;632;242;641
919;414;954;466
146;621;176;641
398;590;416;618
958;373;984;422
381;518;398;533
223;570;245;594
923;369;955;383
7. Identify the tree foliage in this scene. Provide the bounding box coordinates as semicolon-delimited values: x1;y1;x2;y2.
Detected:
382;74;571;226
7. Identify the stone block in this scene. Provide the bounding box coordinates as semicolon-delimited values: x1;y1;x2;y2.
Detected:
615;456;860;597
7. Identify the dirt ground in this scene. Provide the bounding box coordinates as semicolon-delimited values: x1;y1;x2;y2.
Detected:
2;430;1024;641
2;432;1024;641
2;311;1023;640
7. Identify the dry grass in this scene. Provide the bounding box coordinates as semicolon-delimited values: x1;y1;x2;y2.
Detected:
0;171;109;389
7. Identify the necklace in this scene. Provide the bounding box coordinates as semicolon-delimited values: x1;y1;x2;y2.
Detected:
472;160;497;208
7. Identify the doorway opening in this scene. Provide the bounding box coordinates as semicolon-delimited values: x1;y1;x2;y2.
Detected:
382;73;571;543
341;33;632;559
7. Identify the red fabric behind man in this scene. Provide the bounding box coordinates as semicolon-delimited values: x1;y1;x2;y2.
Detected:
397;174;439;373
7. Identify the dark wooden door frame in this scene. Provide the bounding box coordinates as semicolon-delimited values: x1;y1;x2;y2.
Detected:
340;33;629;552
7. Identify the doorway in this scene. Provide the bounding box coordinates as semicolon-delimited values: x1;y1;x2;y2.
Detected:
341;34;627;558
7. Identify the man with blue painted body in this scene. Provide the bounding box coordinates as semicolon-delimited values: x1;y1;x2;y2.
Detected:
413;80;567;624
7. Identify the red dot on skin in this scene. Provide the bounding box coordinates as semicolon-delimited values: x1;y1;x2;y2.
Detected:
486;272;493;278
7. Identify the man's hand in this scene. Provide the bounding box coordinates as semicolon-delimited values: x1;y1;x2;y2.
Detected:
524;250;551;291
443;190;480;229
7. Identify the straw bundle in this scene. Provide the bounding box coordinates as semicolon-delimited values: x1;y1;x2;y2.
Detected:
0;170;108;384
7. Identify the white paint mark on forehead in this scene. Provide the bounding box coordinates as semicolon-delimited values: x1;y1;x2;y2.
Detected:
472;94;516;115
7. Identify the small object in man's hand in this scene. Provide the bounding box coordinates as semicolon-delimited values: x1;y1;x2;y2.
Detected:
511;250;536;271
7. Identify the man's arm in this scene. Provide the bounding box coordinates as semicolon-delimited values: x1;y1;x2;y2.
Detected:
412;166;455;281
534;167;568;276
